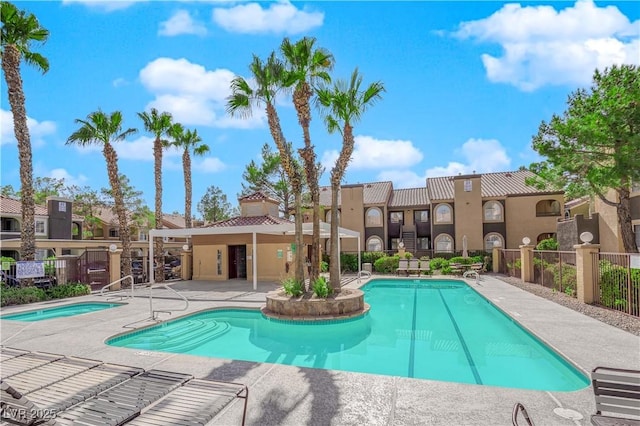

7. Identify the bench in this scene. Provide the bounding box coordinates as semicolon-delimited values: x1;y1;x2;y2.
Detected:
591;366;640;426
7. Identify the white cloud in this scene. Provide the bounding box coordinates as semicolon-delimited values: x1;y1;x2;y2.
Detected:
159;10;207;37
193;157;226;173
139;57;264;128
113;135;182;161
454;0;640;91
213;1;323;34
112;77;128;88
425;138;511;177
377;170;427;189
1;109;56;147
321;135;423;171
61;0;142;12
48;168;89;186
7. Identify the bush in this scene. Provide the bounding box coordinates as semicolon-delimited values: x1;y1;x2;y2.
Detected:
320;261;329;273
44;256;57;275
449;256;473;265
340;253;358;272
312;276;332;298
361;251;387;265
373;255;399;273
404;252;413;259
429;257;449;270
1;285;47;306
536;238;559;250
282;277;304;297
47;283;91;299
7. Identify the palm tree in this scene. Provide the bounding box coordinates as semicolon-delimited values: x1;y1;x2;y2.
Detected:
1;1;49;267
316;69;385;291
227;53;306;283
138;108;173;282
169;124;210;229
66;110;137;278
280;37;333;283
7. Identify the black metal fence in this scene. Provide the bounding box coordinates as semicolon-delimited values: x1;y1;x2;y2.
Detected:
593;252;640;317
499;249;521;278
532;250;577;296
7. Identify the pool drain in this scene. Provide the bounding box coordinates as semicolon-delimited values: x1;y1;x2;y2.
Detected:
553;407;583;421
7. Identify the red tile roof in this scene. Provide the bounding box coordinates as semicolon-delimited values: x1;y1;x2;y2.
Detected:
205;215;293;228
0;196;84;220
238;191;280;204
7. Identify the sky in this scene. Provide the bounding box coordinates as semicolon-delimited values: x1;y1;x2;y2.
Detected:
1;0;638;216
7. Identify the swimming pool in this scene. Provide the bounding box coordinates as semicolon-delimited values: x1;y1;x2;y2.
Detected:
1;302;123;322
107;279;589;391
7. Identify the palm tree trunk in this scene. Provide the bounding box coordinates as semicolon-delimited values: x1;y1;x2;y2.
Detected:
2;45;36;269
293;186;305;285
183;150;192;228
103;143;132;278
154;138;164;282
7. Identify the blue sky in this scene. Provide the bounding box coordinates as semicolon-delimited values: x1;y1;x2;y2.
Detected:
1;0;638;216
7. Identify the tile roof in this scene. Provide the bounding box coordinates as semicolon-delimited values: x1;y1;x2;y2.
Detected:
565;196;590;209
0;196;84;220
238;191;279;204
162;214;187;229
427;170;556;201
205;215;293;228
319;181;393;207
389;188;430;207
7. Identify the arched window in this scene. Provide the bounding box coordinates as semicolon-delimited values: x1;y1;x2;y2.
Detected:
483;201;503;222
434;234;453;252
484;233;504;251
536;199;562;217
325;238;331;253
366;236;383;252
365;207;383;227
325;210;340;224
434;204;452;224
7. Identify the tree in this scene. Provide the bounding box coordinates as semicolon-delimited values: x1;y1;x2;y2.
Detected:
138;108;173;282
33;176;65;204
1;1;49;265
528;65;640;253
1;185;18;198
64;184;103;239
197;186;234;223
316;68;385;291
227;52;306;283
169;124;210;229
241;143;294;218
66;110;138;277
281;36;333;282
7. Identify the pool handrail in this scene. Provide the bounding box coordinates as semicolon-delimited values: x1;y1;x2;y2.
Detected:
151;283;189;320
100;275;134;299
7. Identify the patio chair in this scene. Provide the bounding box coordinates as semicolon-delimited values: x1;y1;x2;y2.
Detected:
0;347;29;363
449;263;463;275
590;366;640;426
0;352;63;380
471;262;484;273
408;259;420;276
418;260;430;276
0;380;56;425
396;259;409;276
512;402;535;426
126;378;249;426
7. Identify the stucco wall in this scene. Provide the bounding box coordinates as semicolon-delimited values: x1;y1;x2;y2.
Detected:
453;176;483;250
505;194;563;249
340;186;365;252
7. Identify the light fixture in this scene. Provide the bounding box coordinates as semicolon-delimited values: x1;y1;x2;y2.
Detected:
522;237;531;245
108;244;117;252
182;244;190;251
579;231;594;244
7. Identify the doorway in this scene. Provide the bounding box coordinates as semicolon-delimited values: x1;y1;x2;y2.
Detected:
228;245;247;279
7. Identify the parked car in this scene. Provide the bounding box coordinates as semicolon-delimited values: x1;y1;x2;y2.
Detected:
0;270;57;289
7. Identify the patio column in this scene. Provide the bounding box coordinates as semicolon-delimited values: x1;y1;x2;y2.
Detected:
575;243;600;304
519;243;535;283
180;248;192;281
252;232;257;291
109;249;122;290
492;247;501;273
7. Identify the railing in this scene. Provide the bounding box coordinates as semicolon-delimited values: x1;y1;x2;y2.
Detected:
100;275;134;299
500;249;521;278
593;252;640;317
532;250;577;297
150;283;189;320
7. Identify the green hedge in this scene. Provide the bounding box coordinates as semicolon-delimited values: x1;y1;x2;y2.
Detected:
1;283;91;307
374;255;400;273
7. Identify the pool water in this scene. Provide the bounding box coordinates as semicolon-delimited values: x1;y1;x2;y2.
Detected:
1;302;123;322
107;279;589;391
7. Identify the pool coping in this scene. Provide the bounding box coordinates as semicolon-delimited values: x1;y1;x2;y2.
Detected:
0;300;127;321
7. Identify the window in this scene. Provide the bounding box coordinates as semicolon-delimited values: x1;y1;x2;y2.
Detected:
390;212;403;224
390;238;400;250
416;210;429;223
58;201;66;212
35;220;46;234
484;233;504;251
325;210;340;223
536;199;562;217
434;234;453;252
366;236;383;252
635;225;640;248
109;228;119;238
365;207;383;227
1;218;20;232
434;204;452;223
139;232;148;241
483;201;503;222
537;233;556;243
464;180;472;192
417;237;430;250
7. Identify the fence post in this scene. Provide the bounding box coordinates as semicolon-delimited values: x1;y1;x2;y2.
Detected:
492;247;501;273
520;244;535;283
109;250;122;290
181;248;192;280
574;243;600;304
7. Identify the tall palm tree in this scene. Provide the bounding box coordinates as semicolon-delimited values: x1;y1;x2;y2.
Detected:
66;110;137;278
1;1;49;267
169;124;210;229
316;69;385;291
280;37;333;283
227;53;306;283
138;108;173;282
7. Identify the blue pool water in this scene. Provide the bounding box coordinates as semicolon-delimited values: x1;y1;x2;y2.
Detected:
107;279;589;390
1;302;123;322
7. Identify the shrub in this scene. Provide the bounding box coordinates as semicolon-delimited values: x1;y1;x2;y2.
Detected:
1;286;47;306
340;253;358;272
361;251;387;265
449;256;473;265
282;277;304;297
373;255;399;273
320;261;329;273
429;257;449;271
404;252;413;259
44;256;57;275
536;238;559;250
47;283;91;299
312;276;332;298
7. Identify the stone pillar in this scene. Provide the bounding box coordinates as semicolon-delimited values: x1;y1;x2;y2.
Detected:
181;250;192;281
109;250;122;290
492;247;501;273
520;244;535;283
575;243;600;304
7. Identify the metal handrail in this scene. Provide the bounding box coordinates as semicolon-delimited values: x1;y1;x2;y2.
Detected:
463;270;480;285
100;275;134;298
151;283;189;320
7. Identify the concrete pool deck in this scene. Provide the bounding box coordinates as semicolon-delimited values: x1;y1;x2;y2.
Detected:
1;275;638;425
